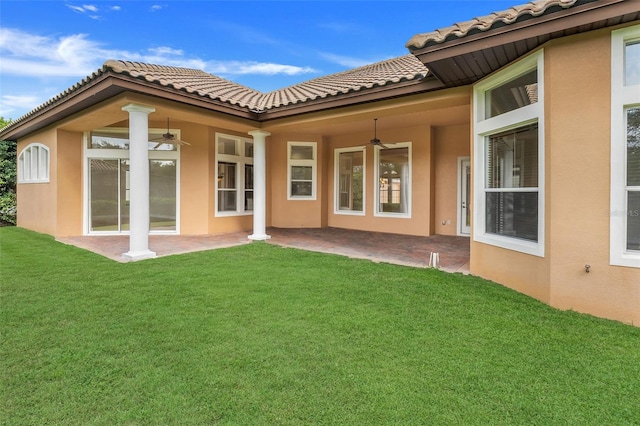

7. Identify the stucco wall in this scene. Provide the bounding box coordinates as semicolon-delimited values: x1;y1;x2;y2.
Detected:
544;28;640;325
326;124;434;236
471;27;640;325
434;124;470;236
16;129;58;236
174;122;210;235
269;133;325;228
55;130;83;237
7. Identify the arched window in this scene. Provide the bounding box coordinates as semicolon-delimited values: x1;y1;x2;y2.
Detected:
18;143;50;183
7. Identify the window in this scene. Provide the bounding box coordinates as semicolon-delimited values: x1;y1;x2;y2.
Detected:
374;143;411;217
288;142;316;200
18;143;49;183
474;51;544;256
215;133;253;215
611;25;640;267
335;148;365;214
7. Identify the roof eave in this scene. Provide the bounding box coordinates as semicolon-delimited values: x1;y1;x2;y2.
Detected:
408;0;639;87
0;72;261;141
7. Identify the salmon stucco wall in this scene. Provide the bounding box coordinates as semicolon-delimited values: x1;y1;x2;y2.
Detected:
269;133;325;229
16;129;58;236
55;130;83;237
471;27;640;325
434;124;470;236
327;124;434;236
172;122;209;235
545;28;640;325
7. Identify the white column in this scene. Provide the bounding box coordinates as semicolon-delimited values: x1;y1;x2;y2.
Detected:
248;130;271;240
122;103;156;261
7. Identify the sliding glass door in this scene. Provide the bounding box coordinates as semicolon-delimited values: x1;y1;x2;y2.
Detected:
87;128;179;234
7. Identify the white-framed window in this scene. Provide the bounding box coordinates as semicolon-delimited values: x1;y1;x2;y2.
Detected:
287;141;316;200
374;142;411;218
84;128;180;234
215;133;254;215
473;50;544;257
611;25;640;268
334;147;365;215
17;143;50;183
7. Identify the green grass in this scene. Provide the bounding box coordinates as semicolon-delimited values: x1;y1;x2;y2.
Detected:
1;227;639;425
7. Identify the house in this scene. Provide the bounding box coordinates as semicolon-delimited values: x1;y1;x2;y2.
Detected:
1;0;638;325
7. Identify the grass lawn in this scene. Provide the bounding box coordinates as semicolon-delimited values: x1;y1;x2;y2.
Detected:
1;227;639;425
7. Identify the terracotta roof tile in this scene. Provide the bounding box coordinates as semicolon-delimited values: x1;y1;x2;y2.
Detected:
406;0;581;50
257;55;428;110
1;55;429;131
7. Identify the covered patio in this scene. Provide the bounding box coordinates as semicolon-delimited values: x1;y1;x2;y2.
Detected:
58;228;470;273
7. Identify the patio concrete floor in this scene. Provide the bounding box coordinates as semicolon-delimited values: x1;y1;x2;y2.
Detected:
58;227;470;273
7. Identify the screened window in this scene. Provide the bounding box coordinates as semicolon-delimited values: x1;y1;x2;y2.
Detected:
611;26;640;267
335;148;365;214
474;51;544;256
375;144;411;217
485;125;539;241
215;133;253;215
288;142;316;200
625;107;640;251
18;143;49;183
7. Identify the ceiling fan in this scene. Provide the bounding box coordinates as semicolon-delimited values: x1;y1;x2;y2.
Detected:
150;118;191;147
370;118;390;149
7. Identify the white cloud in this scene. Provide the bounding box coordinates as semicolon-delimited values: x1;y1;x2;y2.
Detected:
0;94;43;117
83;4;99;12
0;28;318;79
319;52;374;68
150;5;163;11
149;46;184;56
207;61;316;76
111;6;121;11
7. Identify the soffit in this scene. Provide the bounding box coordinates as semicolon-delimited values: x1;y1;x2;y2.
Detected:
407;0;640;87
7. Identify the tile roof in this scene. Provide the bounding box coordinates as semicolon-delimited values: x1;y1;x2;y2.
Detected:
104;60;264;110
1;55;428;132
105;55;428;111
406;0;581;50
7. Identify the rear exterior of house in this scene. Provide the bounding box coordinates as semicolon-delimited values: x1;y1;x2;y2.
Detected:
3;0;639;325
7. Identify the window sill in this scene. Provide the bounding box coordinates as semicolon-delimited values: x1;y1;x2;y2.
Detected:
215;211;253;218
610;253;640;269
18;180;50;184
474;233;544;257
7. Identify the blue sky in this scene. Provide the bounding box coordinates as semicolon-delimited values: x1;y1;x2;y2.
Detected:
0;0;518;120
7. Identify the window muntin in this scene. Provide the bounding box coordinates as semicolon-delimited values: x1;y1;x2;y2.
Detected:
18;143;49;183
374;144;411;217
215;133;253;215
473;51;544;256
288;142;316;200
626;40;640;86
335;148;365;214
611;26;640;267
485;69;538;119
